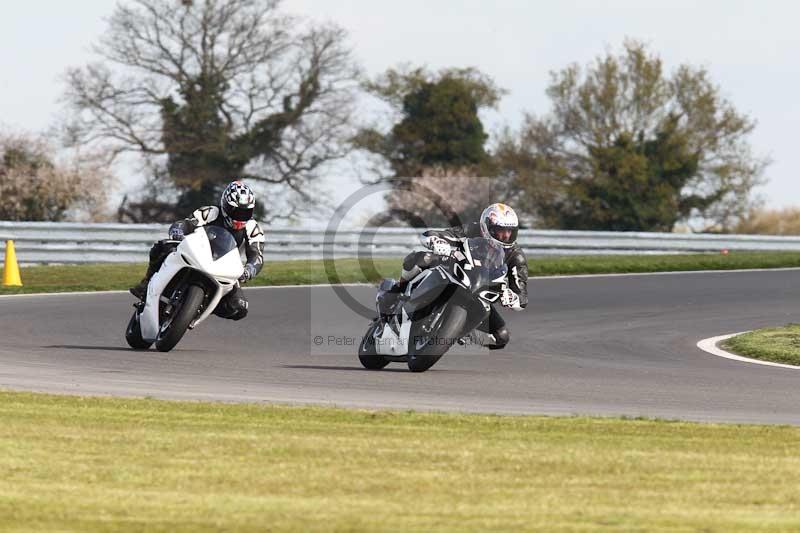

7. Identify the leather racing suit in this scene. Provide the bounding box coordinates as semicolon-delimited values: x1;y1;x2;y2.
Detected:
400;221;528;350
141;206;265;320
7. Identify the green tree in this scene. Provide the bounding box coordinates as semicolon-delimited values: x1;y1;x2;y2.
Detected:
64;0;360;222
356;66;507;226
357;66;502;177
497;40;767;232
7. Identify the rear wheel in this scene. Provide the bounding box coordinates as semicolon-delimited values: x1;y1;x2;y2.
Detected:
407;305;467;373
358;320;390;370
125;310;153;350
155;284;205;352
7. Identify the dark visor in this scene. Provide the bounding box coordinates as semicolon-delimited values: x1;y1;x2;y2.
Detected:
489;226;518;243
226;205;254;222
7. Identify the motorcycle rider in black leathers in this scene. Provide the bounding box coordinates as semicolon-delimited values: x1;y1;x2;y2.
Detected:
129;180;266;321
397;203;528;350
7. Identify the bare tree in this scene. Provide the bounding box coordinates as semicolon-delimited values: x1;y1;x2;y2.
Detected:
63;0;360;221
0;131;112;222
376;170;515;228
735;207;800;235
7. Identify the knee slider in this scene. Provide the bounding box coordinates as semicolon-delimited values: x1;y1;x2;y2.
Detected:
402;251;432;271
419;251;436;267
231;298;248;320
494;326;510;346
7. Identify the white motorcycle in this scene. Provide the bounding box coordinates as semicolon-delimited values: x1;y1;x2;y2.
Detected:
125;225;244;352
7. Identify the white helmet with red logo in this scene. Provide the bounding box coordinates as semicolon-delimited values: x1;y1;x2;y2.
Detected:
479;203;519;249
220;180;256;230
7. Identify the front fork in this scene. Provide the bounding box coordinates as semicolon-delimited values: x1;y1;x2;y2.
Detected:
135;269;195;320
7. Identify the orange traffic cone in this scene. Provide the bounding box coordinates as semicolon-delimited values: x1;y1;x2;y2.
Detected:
2;240;22;287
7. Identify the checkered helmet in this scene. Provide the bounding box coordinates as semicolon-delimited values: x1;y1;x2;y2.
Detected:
220;180;256;230
479;203;519;249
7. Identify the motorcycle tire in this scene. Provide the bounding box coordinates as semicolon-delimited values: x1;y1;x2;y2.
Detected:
155;284;205;352
125;310;153;350
407;304;467;373
358;319;390;370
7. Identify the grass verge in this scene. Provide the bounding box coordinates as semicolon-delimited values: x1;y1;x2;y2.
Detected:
721;324;800;366
0;391;799;531
3;251;800;295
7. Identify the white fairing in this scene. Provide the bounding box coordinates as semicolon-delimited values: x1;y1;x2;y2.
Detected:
139;230;244;342
374;269;432;356
375;307;413;356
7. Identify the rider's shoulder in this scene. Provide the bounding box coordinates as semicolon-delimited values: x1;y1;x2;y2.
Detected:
245;219;265;243
423;224;471;240
506;245;527;264
191;206;220;225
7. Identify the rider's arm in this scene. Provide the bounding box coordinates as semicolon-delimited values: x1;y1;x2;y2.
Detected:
420;223;476;253
243;220;266;277
421;223;470;244
169;206;220;237
507;250;529;309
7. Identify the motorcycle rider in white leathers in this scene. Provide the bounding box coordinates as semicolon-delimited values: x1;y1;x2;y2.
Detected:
129;180;265;321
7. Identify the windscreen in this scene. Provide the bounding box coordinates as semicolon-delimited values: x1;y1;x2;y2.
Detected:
466;237;508;288
205;225;238;261
466;237;507;279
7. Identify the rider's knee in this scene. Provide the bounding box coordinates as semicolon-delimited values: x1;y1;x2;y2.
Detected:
489;326;509;350
418;251;436;267
401;252;416;271
229;297;249;321
149;242;165;262
402;251;435;271
214;294;249;320
149;240;174;264
401;251;423;270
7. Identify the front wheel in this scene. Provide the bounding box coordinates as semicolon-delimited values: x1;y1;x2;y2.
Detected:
407;305;467;373
155;284;205;352
358;320;390;370
125;310;153;350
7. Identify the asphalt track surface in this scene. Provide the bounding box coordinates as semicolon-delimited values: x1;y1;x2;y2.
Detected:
1;269;799;424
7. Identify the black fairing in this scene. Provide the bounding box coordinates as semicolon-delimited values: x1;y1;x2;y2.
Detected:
448;287;490;334
371;238;505;349
402;270;451;315
401;264;500;335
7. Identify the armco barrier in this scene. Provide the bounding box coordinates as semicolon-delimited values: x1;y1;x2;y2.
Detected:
2;221;800;264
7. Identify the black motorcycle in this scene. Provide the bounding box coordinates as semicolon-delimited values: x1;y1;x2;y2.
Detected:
358;237;508;372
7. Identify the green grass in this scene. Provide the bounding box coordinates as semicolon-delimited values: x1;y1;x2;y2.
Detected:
3;251;800;295
0;259;399;295
527;250;800;276
0;391;799;531
722;324;800;366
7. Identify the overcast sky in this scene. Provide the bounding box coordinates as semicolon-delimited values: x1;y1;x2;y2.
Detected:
1;0;798;211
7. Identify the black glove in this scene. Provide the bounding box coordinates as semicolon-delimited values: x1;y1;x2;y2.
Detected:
239;263;257;284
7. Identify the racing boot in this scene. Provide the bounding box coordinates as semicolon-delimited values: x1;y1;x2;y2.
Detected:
457;330;497;349
129;277;149;301
129;262;158;300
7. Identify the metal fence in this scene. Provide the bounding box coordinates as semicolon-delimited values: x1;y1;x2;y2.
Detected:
3;220;800;264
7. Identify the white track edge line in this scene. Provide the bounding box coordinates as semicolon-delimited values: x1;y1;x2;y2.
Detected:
3;266;800;299
696;332;800;370
535;266;800;280
0;283;372;299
